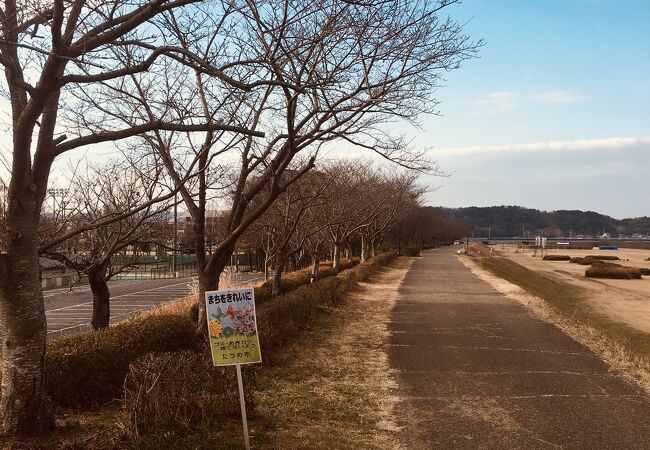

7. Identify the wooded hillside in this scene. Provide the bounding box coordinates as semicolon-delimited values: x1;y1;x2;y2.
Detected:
432;206;650;238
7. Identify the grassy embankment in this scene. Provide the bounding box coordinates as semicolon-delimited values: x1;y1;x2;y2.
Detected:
477;256;650;359
4;253;400;449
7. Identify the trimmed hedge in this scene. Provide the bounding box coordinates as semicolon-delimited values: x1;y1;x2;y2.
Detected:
543;255;571;261
16;253;391;413
576;258;597;265
639;267;650;276
586;255;620;261
572;255;621;265
255;259;359;304
585;265;641;279
46;314;199;408
123;351;252;437
403;247;420;257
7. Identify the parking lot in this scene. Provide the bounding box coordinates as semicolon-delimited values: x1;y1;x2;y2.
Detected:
45;273;265;337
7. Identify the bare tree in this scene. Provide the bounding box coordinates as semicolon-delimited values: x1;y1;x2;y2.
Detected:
42;162;171;330
257;168;333;295
322;161;386;270
358;171;424;261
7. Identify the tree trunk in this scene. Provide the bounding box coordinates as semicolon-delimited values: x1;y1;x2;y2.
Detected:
370;237;376;258
346;242;352;260
197;268;219;337
0;211;53;436
196;239;234;335
272;255;285;298
310;255;320;283
332;242;341;272
264;256;270;281
360;235;367;263
88;265;110;330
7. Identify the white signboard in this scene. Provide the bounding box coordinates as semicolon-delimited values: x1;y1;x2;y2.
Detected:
205;288;262;366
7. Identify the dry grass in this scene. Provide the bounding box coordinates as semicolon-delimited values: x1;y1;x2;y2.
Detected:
249;257;412;449
460;255;650;395
143;273;262;319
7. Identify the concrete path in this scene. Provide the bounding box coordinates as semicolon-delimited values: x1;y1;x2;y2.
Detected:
389;247;650;449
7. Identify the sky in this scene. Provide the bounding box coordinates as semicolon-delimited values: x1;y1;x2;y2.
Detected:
2;1;647;219
407;0;650;219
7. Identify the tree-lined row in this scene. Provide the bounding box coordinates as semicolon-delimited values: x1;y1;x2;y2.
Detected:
250;161;423;296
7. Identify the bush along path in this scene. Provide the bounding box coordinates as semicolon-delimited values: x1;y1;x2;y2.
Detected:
3;253;402;449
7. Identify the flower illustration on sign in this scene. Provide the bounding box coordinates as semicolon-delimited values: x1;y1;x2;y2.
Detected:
233;304;256;335
208;319;222;337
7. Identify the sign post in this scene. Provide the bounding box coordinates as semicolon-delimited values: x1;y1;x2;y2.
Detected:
205;287;262;450
236;364;250;449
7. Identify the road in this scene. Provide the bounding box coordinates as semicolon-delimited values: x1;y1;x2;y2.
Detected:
45;272;264;337
390;247;650;449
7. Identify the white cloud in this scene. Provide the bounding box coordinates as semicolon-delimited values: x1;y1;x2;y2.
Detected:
429;137;650;156
532;90;589;104
473;91;521;114
473;89;588;115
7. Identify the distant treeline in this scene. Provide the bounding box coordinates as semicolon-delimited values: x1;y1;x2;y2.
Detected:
432;206;650;238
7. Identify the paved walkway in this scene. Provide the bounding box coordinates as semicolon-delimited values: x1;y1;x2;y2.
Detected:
389;247;650;449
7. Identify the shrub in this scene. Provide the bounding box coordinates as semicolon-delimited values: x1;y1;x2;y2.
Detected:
403;247;420;257
576;257;597;265
586;255;620;261
46;314;199;408
543;255;571;261
255;259;360;304
572;255;621;265
122;351;252;438
578;257;610;265
639;267;650;276
585;265;641;279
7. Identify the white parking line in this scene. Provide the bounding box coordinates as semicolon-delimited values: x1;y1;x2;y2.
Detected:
46;274;264;336
43;279;153;298
46;281;192;335
46;280;192;313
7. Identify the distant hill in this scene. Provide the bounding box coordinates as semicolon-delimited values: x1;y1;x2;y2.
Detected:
430;206;650;238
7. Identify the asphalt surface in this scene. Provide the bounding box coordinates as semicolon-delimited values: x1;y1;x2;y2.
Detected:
44;272;264;337
389;247;650;449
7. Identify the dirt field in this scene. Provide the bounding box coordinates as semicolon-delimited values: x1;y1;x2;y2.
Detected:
497;245;650;334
